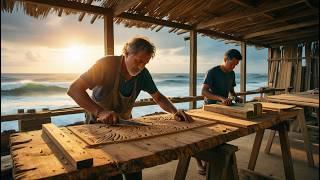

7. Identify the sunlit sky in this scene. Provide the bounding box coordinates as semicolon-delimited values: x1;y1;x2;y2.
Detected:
1;9;268;74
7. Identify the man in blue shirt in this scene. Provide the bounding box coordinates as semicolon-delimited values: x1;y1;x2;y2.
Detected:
197;49;243;175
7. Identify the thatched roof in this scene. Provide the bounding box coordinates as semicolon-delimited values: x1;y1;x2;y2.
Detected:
1;0;319;48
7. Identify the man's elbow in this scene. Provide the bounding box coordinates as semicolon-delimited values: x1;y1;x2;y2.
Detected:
67;85;74;98
201;89;207;96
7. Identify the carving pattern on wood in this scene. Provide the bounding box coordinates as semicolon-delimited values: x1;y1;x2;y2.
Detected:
67;114;216;147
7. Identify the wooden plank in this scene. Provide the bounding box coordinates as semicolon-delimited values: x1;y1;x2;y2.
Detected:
267;94;319;104
266;98;319;108
42;124;93;169
187;109;257;128
67;114;216;147
202;103;256;119
260;102;296;112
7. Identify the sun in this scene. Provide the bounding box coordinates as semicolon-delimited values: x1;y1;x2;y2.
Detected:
66;45;83;62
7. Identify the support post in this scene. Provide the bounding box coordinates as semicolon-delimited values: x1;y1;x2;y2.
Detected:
189;30;197;109
104;15;114;55
240;42;247;103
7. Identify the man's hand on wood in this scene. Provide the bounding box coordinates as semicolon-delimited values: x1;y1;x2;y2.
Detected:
174;110;193;123
96;110;119;125
221;98;233;106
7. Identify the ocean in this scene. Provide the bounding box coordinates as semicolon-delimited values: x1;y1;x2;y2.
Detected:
1;73;267;132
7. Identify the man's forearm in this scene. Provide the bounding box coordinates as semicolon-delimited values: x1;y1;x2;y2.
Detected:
202;90;224;102
67;88;103;116
154;94;177;114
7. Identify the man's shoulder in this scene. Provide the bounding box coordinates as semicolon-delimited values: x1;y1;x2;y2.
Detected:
207;65;220;74
96;55;122;64
137;68;151;79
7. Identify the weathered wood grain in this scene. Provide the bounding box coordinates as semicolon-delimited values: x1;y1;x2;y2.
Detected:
42;124;93;169
67;114;216;147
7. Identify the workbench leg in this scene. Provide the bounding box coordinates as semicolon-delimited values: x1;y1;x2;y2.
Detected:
174;156;191;180
264;130;276;154
248;129;265;170
278;122;295;180
297;108;315;167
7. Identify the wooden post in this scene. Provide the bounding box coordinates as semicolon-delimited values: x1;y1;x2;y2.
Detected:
104;15;114;55
305;42;312;90
240;42;247;103
189;30;197;109
248;129;265;170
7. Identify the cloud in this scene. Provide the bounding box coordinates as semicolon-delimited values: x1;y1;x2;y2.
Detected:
25;51;41;62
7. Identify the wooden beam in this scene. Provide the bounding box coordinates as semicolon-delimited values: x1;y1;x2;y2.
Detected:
228;0;256;8
243;20;318;39
104;15;114;55
189;30;197;109
42;124;93;169
78;0;94;22
117;12;192;30
196;0;304;29
113;0;141;16
228;0;274;20
255;28;319;43
240;42;247;102
17;0;113;15
304;0;318;9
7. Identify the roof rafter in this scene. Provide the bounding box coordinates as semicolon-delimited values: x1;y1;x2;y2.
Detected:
78;0;94;22
243;20;318;39
113;0;142;16
196;0;304;29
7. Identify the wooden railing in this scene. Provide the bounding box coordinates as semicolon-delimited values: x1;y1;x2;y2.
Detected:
1;96;204;122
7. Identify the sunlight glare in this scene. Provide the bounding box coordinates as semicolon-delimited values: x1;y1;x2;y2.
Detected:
66;45;83;62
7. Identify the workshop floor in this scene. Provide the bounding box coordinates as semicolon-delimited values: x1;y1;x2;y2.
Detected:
143;129;319;180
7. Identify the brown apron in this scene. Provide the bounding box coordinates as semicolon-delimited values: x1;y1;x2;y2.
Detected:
85;56;137;123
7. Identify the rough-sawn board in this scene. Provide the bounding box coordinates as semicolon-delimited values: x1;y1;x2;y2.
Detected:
67;114;216;147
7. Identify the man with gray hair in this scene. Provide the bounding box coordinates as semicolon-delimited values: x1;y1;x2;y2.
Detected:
68;37;192;180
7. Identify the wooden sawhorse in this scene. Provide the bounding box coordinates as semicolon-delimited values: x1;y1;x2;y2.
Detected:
174;143;239;180
248;121;295;180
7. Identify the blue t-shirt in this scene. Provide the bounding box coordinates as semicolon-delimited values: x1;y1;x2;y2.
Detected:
203;65;236;104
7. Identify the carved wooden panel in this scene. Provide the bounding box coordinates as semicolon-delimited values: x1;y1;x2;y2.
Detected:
67;114;216;147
